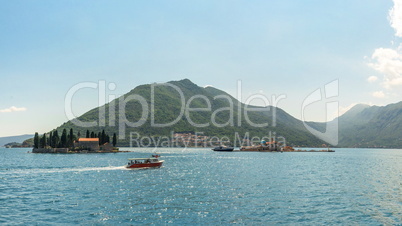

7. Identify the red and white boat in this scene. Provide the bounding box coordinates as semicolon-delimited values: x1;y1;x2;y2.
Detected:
126;156;164;169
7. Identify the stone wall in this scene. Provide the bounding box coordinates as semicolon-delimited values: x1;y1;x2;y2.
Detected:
32;148;69;153
74;141;100;151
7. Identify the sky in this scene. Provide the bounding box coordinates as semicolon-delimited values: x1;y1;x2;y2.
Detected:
1;0;402;137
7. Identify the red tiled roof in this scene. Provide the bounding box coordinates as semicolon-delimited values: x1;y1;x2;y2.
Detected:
78;138;99;142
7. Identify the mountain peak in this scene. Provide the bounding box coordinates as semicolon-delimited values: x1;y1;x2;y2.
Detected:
341;104;370;119
168;78;198;87
350;103;370;112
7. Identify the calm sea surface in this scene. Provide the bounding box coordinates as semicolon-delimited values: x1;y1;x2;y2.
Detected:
0;148;401;225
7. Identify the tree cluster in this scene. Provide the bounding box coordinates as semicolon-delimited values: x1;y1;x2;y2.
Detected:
33;129;117;149
84;129;117;147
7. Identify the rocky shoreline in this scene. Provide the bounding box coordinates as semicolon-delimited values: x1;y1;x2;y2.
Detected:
31;148;128;154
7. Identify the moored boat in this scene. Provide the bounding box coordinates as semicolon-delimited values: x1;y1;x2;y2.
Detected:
126;157;164;169
212;146;234;152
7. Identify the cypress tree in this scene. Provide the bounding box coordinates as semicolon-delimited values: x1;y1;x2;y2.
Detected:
61;129;67;148
34;132;39;149
49;131;53;148
40;133;47;148
106;135;110;143
68;134;73;148
67;134;70;145
43;133;47;147
90;132;95;138
77;131;81;138
39;135;43;148
69;128;74;147
52;130;60;148
101;130;106;145
86;130;90;138
112;133;117;147
69;129;74;141
98;132;102;145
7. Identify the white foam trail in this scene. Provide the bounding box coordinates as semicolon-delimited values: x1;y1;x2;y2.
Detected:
56;166;127;173
1;166;127;175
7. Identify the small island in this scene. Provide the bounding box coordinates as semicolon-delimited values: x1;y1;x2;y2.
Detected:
32;129;122;154
4;141;32;148
239;140;334;152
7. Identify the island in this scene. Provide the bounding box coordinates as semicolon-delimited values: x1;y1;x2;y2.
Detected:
239;140;334;152
32;129;123;154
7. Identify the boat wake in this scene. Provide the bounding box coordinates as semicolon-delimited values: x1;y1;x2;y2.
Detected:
53;166;127;173
1;166;127;175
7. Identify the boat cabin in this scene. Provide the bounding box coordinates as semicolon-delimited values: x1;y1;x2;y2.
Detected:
128;158;160;165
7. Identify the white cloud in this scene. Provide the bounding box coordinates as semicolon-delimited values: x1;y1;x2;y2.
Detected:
368;46;402;89
389;0;402;37
372;91;385;98
367;75;378;83
367;0;402;92
0;106;27;113
204;85;213;88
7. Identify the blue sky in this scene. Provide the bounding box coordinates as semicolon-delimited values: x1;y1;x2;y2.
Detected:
1;0;401;137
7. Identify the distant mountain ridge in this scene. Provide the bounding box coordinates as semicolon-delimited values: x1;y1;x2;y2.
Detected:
0;134;34;146
54;79;326;147
337;102;402;148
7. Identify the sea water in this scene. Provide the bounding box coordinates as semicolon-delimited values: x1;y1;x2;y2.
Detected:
0;148;401;225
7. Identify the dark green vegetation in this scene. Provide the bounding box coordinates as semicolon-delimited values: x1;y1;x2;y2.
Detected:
33;129;117;149
54;79;326;147
309;102;402;148
83;129;114;145
338;102;402;148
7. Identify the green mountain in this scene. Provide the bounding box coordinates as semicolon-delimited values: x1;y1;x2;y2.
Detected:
0;134;34;146
54;79;326;147
337;102;402;148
